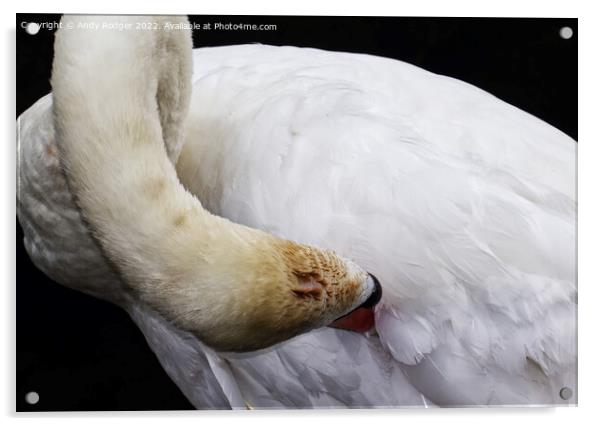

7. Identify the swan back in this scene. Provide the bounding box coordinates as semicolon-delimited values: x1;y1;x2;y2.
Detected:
178;45;576;405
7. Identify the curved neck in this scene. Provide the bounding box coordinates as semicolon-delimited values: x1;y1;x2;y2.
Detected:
51;16;221;288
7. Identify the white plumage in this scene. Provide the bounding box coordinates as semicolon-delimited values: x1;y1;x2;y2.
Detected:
17;43;576;408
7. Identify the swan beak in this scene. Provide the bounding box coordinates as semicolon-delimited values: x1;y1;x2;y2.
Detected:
361;273;383;308
328;274;382;333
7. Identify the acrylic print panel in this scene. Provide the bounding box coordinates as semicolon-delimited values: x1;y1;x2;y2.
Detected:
16;14;577;410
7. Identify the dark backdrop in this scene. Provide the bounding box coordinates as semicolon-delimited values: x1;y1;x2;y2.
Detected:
16;13;577;411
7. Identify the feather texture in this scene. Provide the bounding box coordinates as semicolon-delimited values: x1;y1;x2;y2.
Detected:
17;44;576;407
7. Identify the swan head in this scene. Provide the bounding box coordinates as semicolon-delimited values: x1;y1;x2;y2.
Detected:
177;235;381;353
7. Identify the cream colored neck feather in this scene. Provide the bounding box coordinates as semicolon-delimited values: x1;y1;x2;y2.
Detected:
52;16;216;297
51;15;371;352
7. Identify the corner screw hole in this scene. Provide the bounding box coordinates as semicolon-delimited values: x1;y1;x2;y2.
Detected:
25;22;40;35
559;387;573;400
559;27;573;40
25;391;39;405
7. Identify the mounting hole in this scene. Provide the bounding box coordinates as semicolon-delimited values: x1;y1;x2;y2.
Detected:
559;387;573;400
25;391;39;405
559;26;573;40
25;22;40;35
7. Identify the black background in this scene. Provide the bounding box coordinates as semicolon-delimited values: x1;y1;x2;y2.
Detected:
16;13;577;411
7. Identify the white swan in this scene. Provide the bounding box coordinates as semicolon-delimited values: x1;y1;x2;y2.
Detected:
48;15;381;355
17;15;576;408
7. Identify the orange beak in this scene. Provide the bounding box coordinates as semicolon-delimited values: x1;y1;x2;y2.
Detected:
329;306;376;333
328;273;381;333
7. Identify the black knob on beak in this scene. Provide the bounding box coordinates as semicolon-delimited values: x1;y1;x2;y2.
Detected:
360;273;382;308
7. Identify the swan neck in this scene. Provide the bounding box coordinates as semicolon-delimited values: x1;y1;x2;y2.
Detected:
51;16;220;282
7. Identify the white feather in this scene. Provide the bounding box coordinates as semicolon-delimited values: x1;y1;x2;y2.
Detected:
17;43;576;407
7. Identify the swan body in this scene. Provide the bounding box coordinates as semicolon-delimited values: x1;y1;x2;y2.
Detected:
17;17;576;407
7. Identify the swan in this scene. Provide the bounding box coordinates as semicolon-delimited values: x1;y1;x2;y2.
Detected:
17;15;576;408
48;15;381;355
